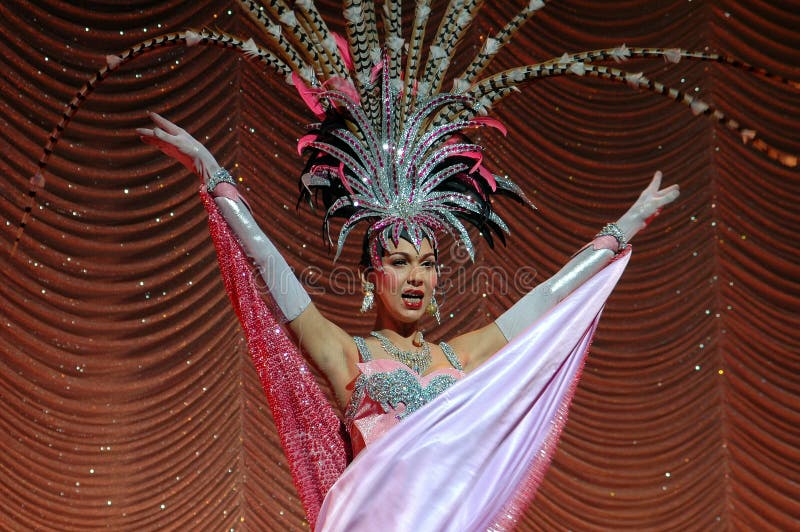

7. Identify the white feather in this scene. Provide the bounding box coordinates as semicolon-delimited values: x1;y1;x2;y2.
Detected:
477;97;493;115
625;72;645;88
387;36;404;52
664;48;682;63
483;37;500;56
417;80;431;98
344;6;361;23
569;62;586;76
242;38;260;58
280;11;298;27
106;54;123;69
452;77;470;93
429;45;447;60
611;44;630;63
267;23;282;39
528;0;545;10
416;3;431;21
184;30;202;47
690;100;709;115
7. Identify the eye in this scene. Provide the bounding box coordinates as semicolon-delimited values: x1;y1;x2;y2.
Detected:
391;259;407;266
422;260;436;268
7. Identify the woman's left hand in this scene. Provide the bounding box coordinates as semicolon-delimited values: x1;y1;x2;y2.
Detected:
617;171;680;240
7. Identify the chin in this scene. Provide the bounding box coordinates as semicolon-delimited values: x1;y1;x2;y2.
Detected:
390;304;427;323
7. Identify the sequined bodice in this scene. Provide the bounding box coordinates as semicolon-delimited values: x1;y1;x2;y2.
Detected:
345;336;464;456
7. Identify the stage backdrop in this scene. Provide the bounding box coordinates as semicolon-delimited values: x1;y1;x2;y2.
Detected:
1;1;798;530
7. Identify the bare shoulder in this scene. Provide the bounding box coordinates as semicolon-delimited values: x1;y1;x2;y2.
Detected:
446;321;508;373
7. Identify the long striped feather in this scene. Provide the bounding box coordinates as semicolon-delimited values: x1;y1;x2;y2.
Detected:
237;0;313;76
12;29;292;255
457;52;797;167
426;0;484;96
343;0;380;119
402;0;433;118
295;0;351;79
456;0;546;89
418;0;463;98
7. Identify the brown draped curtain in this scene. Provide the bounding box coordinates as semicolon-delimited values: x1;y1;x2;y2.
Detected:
1;1;798;530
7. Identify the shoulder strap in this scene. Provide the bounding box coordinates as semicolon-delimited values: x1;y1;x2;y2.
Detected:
439;342;464;371
353;336;373;362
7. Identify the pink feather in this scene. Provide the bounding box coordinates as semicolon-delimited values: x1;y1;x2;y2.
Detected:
332;32;354;71
470;116;508;136
297;133;319;155
370;59;385;84
323;77;361;104
460;151;497;192
338;162;356;196
477;164;497;192
292;71;326;119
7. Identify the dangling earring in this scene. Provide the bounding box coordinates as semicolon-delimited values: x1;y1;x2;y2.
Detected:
427;294;441;324
360;281;375;313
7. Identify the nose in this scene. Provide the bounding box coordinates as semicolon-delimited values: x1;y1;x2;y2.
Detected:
407;265;425;286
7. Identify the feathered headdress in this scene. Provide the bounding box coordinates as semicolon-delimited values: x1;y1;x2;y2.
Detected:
294;52;529;266
13;0;798;261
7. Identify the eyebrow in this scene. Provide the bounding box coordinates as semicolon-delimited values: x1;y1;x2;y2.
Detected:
386;251;436;260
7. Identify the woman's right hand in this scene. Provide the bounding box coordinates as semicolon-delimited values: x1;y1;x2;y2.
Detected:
137;112;220;184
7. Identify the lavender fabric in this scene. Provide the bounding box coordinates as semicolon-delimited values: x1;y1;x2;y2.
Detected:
316;252;631;531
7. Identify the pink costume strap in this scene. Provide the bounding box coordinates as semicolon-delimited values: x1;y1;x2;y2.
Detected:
201;190;347;529
316;251;631;531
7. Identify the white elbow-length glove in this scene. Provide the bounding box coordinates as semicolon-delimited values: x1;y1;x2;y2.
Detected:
138;112;311;321
495;171;679;340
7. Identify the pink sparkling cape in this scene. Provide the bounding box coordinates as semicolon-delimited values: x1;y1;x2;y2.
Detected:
202;191;348;529
203;189;630;529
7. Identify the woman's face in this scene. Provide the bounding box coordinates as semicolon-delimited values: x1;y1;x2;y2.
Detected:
372;238;438;324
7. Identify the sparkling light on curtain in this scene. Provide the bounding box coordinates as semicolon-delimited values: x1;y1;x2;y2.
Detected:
1;1;798;530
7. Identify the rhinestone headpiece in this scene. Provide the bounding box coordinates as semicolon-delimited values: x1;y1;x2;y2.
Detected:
296;52;533;268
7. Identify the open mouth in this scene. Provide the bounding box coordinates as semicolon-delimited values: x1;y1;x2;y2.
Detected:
401;291;424;308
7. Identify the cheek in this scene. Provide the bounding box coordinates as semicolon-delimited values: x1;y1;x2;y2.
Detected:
377;270;402;293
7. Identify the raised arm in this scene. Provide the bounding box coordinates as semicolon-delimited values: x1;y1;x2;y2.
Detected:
452;172;679;372
137;113;356;395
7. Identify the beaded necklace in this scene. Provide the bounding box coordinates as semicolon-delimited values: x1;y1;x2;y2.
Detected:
370;331;432;375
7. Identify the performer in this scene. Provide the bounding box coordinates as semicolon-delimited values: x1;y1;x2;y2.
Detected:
19;1;793;529
137;110;678;530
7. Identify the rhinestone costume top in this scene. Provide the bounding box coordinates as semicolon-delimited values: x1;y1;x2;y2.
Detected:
345;336;464;456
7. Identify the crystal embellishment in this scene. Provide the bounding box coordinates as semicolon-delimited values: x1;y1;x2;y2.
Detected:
364;368;458;419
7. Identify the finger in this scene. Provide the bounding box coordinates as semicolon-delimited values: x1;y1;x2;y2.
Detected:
657;185;680;205
135;127;154;137
656;183;680;197
152;127;175;141
139;134;160;146
147;111;183;135
649;170;663;192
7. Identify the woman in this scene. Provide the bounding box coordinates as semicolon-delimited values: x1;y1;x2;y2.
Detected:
138;110;678;530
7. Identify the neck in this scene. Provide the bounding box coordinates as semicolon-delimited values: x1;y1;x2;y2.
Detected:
373;313;420;342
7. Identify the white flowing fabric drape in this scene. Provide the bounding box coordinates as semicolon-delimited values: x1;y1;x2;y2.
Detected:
318;254;630;531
